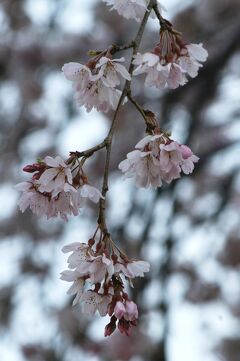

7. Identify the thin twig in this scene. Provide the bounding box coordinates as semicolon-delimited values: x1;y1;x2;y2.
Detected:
152;0;182;35
110;42;135;54
70;141;106;159
152;0;170;29
88;42;134;57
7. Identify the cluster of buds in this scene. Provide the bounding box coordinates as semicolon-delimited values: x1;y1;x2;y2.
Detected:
15;155;102;220
133;21;208;89
119;127;199;188
105;298;138;336
60;232;149;336
63;53;130;113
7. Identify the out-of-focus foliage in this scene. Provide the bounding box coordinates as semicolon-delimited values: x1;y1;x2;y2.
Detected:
0;1;240;361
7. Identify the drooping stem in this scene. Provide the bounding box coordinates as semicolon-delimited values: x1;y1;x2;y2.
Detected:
127;93;149;124
98;0;156;234
152;0;172;30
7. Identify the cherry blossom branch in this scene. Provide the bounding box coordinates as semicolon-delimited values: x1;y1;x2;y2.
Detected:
88;42;134;58
98;0;155;234
15;0;209;338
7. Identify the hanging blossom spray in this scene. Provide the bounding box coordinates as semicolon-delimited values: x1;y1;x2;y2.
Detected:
15;0;207;336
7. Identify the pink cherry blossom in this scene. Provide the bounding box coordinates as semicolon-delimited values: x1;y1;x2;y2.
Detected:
79;184;104;204
95;57;131;87
119;134;199;188
61;243;113;311
80;291;112;316
102;0;164;22
124;300;138;321
62;62;92;89
114;301;126;319
103;0;147;22
62;56;130;113
74;79;122;113
15;180;81;221
115;259;150;278
167;63;187;89
159;142;182;183
37;156;74;197
179;144;199;174
77;254;114;284
133;43;208;89
126;260;150;277
60;238;150;336
179;43;208;78
118;149;163;188
63;243;90;269
60;270;85;306
133;52;170;88
15;181;51;217
62;242;88;254
15;156;103;220
181;154;199;175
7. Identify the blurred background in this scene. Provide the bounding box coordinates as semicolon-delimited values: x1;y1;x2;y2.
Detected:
0;0;240;360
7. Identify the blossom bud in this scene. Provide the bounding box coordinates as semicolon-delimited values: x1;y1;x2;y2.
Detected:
114;301;126;319
104;317;116;337
32;163;45;169
118;319;131;336
23;162;45;173
125;300;138;321
23;165;37;173
180;145;193;159
32;173;41;181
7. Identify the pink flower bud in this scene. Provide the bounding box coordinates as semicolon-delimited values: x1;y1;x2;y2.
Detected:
114;301;126;319
32;163;45;170
125;301;138;321
180;145;193;159
32;173;41;181
118;319;131;336
104;319;116;337
23;163;45;173
23;165;37;173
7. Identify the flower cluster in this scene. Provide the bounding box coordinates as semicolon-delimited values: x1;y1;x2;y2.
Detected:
14;0;208;339
60;237;150;336
102;0;164;22
133;32;208;89
15;156;103;221
119;132;199;188
63;56;130;113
